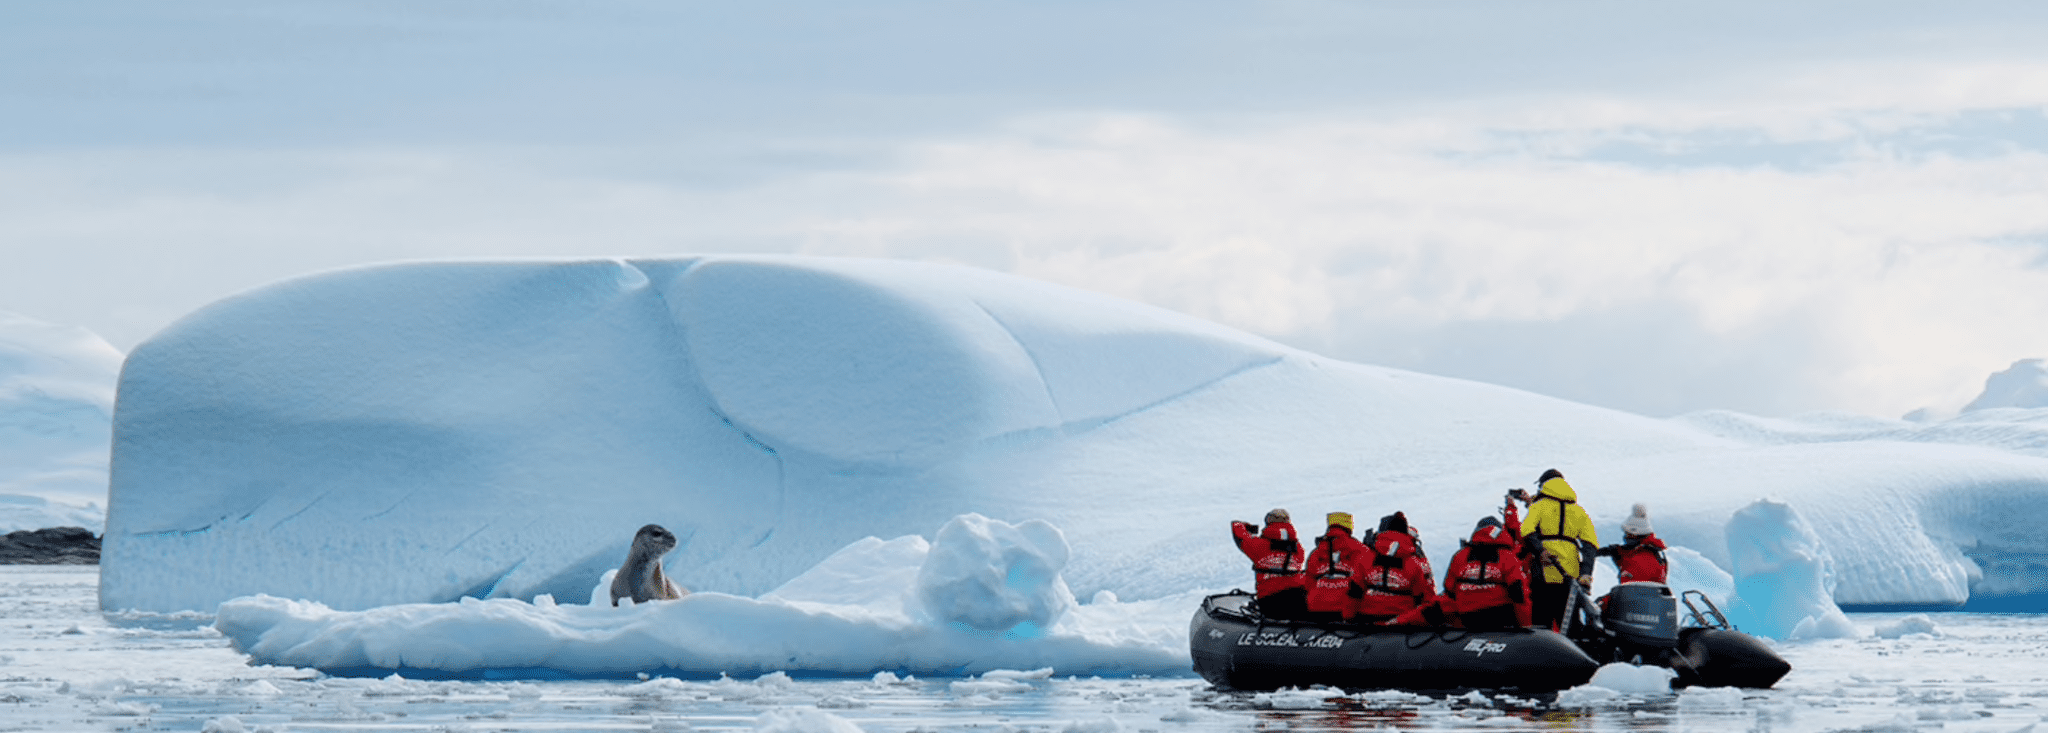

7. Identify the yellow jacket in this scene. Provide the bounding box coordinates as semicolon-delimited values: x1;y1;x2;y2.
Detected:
1520;477;1600;583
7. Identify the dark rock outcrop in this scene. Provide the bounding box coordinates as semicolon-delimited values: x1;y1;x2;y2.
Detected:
0;527;101;564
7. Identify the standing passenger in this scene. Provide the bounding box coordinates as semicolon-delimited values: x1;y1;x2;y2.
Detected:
1519;468;1599;630
1231;508;1309;620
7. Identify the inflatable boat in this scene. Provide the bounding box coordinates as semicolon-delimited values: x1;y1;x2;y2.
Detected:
1190;583;1789;692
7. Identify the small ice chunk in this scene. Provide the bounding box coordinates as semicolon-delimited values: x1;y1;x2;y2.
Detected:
1554;685;1624;708
1253;687;1335;710
1677;686;1748;709
754;708;864;733
200;716;247;733
1587;663;1675;695
1874;614;1943;639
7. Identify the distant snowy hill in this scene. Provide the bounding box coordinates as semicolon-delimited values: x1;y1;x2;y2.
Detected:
101;257;2048;618
0;312;120;534
1964;358;2048;412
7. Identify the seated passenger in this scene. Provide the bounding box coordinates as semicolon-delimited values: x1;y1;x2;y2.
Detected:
1353;512;1436;624
1596;503;1668;585
1442;516;1532;628
1231;508;1308;620
1302;512;1370;623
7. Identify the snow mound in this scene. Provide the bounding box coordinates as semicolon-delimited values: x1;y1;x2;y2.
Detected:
0;311;122;533
912;514;1074;634
212;515;1188;679
1964;359;2048;412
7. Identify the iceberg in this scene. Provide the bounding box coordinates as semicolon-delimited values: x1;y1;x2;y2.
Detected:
102;256;2048;621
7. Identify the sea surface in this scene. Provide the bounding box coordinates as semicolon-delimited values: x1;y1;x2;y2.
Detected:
4;566;2044;732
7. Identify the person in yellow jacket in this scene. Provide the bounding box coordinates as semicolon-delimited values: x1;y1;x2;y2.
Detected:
1518;468;1599;630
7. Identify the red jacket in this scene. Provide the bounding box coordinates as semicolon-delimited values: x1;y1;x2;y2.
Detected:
1231;521;1307;597
1302;528;1370;617
1352;529;1436;620
1599;534;1669;584
1444;522;1532;626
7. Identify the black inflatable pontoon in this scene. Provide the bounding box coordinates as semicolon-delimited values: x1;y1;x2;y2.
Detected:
1190;592;1600;692
1191;583;1790;692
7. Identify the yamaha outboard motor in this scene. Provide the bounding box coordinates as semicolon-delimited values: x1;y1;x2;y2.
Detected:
1600;582;1680;662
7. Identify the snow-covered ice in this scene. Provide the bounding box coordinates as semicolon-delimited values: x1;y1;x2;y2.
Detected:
98;256;2048;625
211;513;1192;679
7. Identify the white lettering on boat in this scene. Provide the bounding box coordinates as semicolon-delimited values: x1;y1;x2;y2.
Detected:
1235;632;1342;649
1463;639;1509;657
1626;613;1662;624
1238;632;1299;647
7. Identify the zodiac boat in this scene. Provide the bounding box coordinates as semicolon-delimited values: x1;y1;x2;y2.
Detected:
1190;583;1790;692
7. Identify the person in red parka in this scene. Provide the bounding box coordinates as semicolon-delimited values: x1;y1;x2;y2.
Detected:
1441;515;1533;628
1302;512;1371;623
1231;508;1308;620
1596;503;1669;585
1353;512;1436;624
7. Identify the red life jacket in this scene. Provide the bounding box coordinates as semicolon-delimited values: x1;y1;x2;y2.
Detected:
1231;521;1307;597
1353;530;1435;619
1302;528;1369;616
1611;534;1669;584
1444;523;1530;626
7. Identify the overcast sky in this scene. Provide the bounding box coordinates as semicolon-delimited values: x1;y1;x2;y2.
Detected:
6;0;2048;418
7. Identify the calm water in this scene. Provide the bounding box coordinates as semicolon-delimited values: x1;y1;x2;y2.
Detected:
4;566;2044;732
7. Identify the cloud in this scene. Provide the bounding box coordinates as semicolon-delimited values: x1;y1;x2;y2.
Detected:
783;68;2048;417
6;52;2048;419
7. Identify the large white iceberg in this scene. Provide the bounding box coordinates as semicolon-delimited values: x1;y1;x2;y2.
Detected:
102;256;2048;618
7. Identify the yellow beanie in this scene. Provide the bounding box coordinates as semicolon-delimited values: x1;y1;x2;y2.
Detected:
1326;512;1354;532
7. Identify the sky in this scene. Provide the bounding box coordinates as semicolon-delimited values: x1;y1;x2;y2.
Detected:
5;0;2048;418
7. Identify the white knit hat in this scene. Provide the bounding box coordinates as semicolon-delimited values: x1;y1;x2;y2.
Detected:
1621;503;1653;536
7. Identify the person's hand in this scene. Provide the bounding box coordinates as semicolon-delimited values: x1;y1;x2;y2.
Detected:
1577;575;1594;590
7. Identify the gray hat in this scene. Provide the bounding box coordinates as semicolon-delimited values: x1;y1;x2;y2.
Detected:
1621;503;1653;536
1264;508;1290;524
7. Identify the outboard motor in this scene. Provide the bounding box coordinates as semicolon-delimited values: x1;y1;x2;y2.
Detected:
1600;582;1679;662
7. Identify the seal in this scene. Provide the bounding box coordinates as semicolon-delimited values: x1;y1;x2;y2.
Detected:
609;523;688;606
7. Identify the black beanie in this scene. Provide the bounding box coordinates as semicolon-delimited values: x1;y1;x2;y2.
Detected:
1537;468;1564;485
1378;511;1409;534
1473;515;1502;533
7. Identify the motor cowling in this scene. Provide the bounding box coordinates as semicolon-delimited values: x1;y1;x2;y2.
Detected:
1601;582;1679;649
